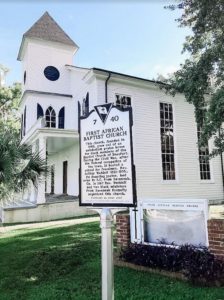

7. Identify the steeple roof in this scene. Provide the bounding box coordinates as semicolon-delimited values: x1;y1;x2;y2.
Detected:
17;12;78;60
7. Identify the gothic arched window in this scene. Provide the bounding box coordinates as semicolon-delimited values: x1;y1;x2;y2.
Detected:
58;107;65;129
45;106;56;128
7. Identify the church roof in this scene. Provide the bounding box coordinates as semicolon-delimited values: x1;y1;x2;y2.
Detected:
24;12;78;47
18;12;78;60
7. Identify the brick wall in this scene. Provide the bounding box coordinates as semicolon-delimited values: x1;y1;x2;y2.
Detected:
116;213;130;248
116;214;224;260
208;219;224;260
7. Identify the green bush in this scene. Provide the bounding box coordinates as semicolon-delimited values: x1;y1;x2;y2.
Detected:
120;243;224;286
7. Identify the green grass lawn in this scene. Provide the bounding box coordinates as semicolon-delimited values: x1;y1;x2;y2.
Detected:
0;221;223;300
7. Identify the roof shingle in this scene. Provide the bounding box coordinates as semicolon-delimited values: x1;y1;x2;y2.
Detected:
23;11;78;47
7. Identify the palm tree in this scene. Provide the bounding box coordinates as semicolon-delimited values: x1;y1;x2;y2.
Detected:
0;128;48;203
0;74;47;205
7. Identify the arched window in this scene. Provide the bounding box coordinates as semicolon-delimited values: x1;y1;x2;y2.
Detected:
45;106;56;128
37;103;44;119
58;107;65;129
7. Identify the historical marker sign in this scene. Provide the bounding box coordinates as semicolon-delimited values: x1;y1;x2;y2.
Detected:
79;103;136;207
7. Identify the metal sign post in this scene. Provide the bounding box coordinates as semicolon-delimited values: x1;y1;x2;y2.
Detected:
79;102;136;300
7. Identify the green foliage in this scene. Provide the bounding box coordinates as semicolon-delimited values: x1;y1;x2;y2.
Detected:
0;128;48;202
120;243;224;286
0;81;48;203
164;0;224;156
0;221;223;299
0;82;21;131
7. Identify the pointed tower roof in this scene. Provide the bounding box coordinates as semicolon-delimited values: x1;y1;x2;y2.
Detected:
18;12;78;60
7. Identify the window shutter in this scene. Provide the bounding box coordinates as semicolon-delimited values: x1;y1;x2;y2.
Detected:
82;92;89;116
37;103;44;119
58;107;65;129
23;107;26;136
85;92;89;115
21;114;23;139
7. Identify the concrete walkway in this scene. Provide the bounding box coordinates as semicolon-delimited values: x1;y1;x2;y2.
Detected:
0;216;99;234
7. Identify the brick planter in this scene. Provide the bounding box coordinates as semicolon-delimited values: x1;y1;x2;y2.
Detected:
116;213;130;248
116;213;224;260
208;219;224;260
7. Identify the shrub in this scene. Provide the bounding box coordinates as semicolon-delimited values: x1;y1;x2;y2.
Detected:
120;243;224;285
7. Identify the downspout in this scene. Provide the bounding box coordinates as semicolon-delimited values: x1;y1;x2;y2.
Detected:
218;129;224;195
220;152;224;193
105;72;111;103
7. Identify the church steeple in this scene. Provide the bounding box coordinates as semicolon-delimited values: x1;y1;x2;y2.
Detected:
17;11;76;128
18;11;78;61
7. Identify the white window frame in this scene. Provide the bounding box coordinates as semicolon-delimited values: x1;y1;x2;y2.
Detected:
115;93;131;109
159;102;177;182
197;127;213;182
45;106;56;128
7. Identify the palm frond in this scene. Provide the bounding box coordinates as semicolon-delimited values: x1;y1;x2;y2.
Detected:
0;127;49;200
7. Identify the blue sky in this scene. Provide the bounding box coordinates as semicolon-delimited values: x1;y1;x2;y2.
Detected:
1;1;189;85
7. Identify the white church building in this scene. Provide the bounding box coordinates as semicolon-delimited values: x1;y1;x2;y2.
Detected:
7;12;223;234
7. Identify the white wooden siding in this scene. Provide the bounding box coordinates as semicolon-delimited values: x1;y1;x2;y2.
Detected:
23;40;73;95
96;78;223;202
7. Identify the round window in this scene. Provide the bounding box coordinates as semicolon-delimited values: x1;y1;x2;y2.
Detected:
44;66;60;81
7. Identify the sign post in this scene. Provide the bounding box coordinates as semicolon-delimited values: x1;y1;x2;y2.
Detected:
79;103;136;300
101;208;114;300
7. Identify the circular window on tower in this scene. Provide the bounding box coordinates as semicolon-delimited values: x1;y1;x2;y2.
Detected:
44;66;60;81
